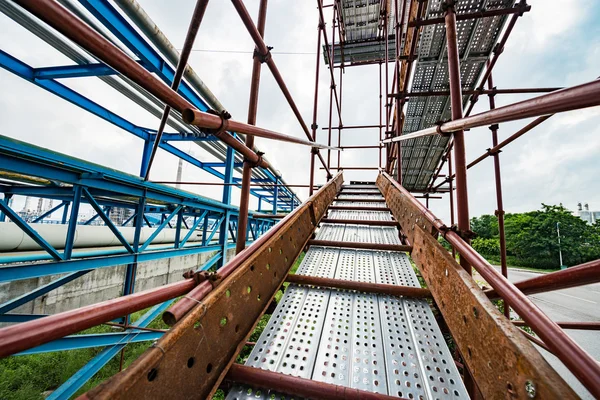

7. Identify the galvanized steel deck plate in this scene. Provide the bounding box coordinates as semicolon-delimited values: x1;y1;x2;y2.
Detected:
400;0;517;191
231;245;468;398
333;200;388;208
316;223;401;245
328;210;393;221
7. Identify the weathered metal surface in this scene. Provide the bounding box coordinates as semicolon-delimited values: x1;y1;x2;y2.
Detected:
229;247;467;399
226;364;404;400
307;239;411;252
327;210;393;221
286;272;431;298
321;218;398;227
377;173;578;399
485;258;600;299
82;173;343;399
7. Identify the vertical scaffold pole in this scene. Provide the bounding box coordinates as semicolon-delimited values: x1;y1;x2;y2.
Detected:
236;0;268;254
486;68;510;318
444;1;471;274
309;3;324;196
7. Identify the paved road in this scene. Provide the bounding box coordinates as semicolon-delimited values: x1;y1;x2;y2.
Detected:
474;267;599;399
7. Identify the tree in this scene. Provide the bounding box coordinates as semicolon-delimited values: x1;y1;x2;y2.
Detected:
470;204;600;270
470;214;498;239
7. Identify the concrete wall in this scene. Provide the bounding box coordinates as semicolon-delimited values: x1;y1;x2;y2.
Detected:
0;248;237;318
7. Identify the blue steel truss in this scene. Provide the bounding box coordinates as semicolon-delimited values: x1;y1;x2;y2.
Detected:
0;0;303;396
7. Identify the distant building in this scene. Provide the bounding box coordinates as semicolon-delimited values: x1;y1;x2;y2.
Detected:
577;203;600;225
109;207;134;225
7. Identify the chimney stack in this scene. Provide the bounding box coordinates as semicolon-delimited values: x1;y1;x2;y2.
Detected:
577;202;582;211
584;203;589;211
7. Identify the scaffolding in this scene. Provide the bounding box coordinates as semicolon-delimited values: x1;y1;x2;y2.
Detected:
0;0;599;399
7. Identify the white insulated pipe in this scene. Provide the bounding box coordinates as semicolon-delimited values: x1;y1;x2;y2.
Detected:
0;222;202;251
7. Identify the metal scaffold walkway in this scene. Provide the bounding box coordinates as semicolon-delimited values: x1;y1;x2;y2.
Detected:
229;183;467;399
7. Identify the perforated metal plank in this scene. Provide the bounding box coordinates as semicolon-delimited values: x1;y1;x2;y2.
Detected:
400;0;517;191
315;223;345;241
230;246;467;399
337;194;383;200
333;201;388;208
316;224;401;246
226;284;330;400
296;246;339;279
328;210;393;221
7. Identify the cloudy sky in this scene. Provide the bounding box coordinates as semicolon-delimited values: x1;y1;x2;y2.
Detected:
0;0;599;224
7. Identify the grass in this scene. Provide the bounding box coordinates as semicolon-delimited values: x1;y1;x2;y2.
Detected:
0;253;309;400
0;307;170;400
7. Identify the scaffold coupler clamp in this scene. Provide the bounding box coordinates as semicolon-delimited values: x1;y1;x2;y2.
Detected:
439;224;476;241
205;109;231;136
311;147;319;155
435;120;451;137
442;0;456;12
494;209;505;217
246;151;265;168
183;270;222;289
253;46;273;63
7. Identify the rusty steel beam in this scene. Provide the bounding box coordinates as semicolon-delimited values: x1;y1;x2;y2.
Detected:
236;0;268;255
0;279;197;358
143;0;209;181
409;3;531;27
485;259;600;300
320;218;397;227
286;274;431;298
513;321;600;331
82;173;344;399
382;77;600;144
225;364;405;400
378;172;596;398
307;239;412;252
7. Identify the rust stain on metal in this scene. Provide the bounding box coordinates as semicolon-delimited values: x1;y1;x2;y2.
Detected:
81;174;343;399
378;174;577;399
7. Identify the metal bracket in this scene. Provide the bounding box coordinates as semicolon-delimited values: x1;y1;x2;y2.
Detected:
253;46;273;63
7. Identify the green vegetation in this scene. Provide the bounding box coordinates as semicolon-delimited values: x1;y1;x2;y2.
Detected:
1;253;308;400
470;204;600;270
0;308;169;400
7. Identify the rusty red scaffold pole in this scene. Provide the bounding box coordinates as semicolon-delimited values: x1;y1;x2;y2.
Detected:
229;0;336;177
383;173;600;397
143;0;209;181
486;67;510;318
235;0;269;255
445;1;471;274
309;3;325;196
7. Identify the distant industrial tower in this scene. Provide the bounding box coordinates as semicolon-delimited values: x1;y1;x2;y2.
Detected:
577;202;600;224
